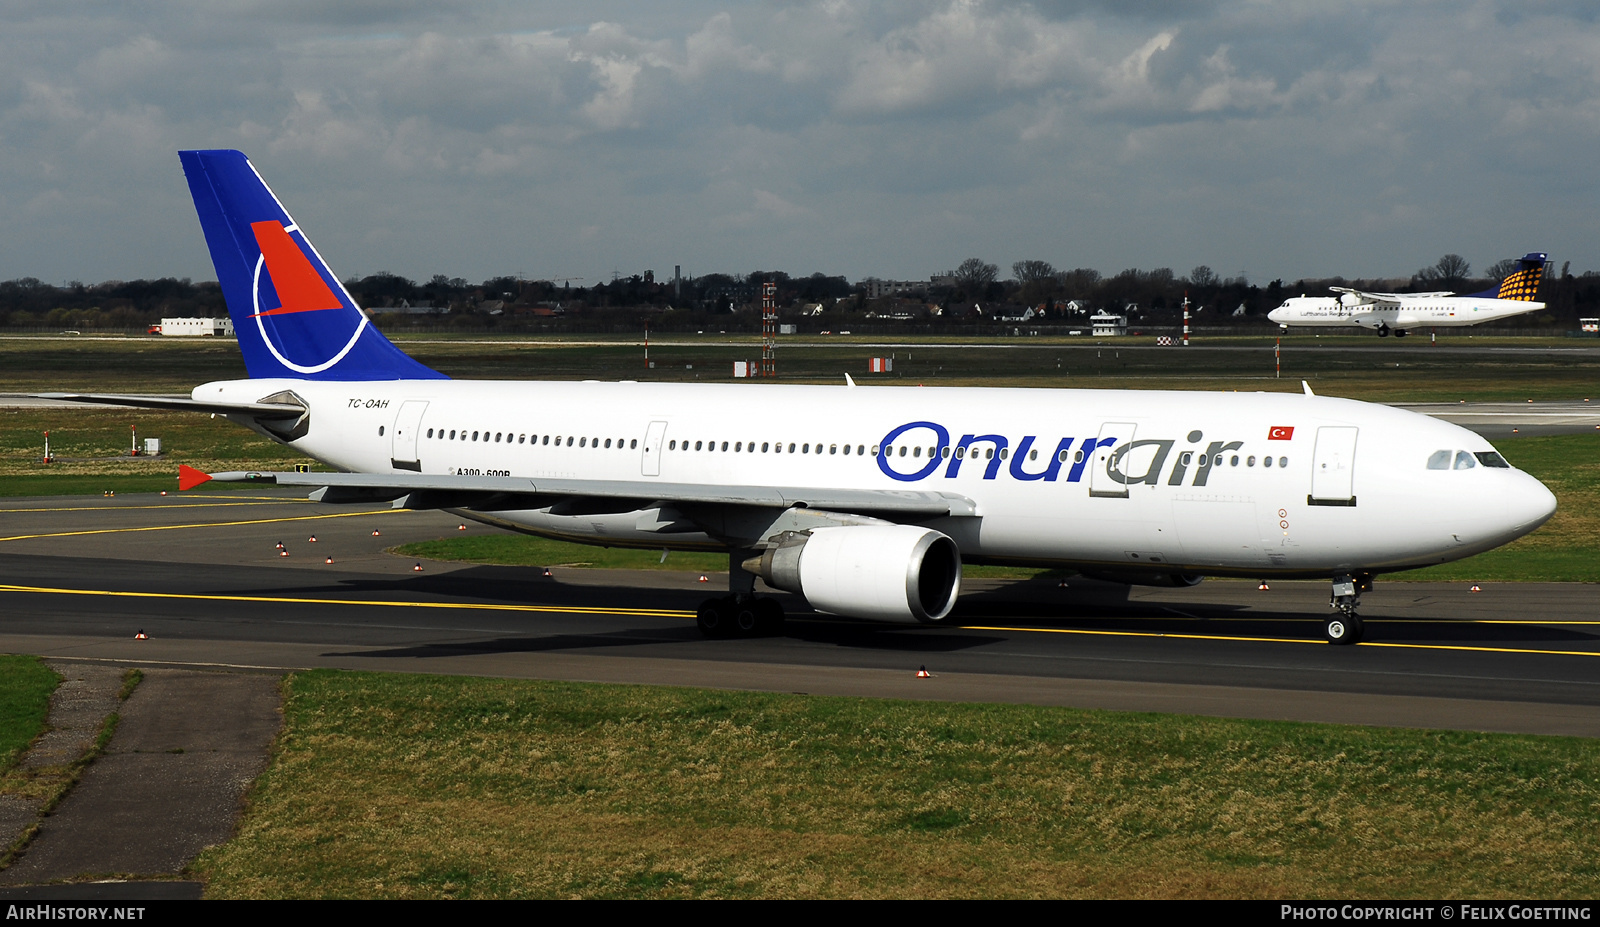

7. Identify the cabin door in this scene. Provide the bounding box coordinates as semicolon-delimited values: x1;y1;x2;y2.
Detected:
390;401;428;472
641;421;668;477
1309;426;1358;505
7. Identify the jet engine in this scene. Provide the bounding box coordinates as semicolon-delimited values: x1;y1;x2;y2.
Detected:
743;525;962;624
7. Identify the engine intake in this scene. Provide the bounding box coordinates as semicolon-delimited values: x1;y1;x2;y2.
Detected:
744;525;962;624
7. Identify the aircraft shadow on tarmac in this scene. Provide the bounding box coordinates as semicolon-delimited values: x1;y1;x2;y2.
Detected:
258;567;1597;651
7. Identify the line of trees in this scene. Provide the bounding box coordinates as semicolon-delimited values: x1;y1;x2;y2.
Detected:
3;254;1597;333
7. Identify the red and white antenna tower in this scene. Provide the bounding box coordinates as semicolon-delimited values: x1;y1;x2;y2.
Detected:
761;281;777;377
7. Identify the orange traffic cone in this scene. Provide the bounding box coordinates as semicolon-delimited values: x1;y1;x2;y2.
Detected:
1258;581;1270;591
280;550;289;557
543;568;553;577
134;630;147;640
308;535;317;542
1470;584;1481;593
372;530;381;537
413;563;424;572
458;524;467;531
916;666;931;678
698;574;710;582
325;556;334;564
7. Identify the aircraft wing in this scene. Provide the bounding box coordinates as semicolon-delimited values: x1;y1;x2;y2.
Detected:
33;393;306;419
183;466;979;518
1329;287;1454;305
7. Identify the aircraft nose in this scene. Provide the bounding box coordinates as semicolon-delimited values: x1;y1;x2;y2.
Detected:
1507;471;1558;533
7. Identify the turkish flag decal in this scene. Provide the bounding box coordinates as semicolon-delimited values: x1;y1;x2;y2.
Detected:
1268;426;1295;441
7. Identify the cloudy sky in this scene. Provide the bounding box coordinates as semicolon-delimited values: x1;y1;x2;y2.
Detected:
4;1;1597;288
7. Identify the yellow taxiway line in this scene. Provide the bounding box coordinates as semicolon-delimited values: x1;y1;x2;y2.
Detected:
0;583;696;620
0;508;400;543
0;498;314;514
962;624;1600;658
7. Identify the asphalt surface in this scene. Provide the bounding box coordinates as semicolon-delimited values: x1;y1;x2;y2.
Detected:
0;489;1596;738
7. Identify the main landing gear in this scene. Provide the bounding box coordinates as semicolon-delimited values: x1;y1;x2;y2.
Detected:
696;594;786;639
697;549;786;639
1326;571;1374;644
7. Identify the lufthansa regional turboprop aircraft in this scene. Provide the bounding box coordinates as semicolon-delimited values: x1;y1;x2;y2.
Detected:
42;151;1558;645
1267;253;1548;336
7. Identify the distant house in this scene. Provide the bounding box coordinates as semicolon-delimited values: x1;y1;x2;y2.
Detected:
864;279;928;299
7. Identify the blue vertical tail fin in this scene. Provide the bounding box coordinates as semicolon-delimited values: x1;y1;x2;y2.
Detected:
1467;252;1548;301
179;149;445;381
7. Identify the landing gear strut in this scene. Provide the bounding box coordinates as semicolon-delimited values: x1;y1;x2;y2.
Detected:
697;550;786;639
1326;572;1373;644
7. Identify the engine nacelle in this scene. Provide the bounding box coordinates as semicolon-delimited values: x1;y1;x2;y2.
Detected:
744;525;962;624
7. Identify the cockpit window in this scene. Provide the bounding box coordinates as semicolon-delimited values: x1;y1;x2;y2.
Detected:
1474;451;1511;469
1453;450;1476;470
1426;450;1452;470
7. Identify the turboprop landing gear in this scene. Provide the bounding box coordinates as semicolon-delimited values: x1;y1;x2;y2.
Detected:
697;550;786;639
1326;572;1373;644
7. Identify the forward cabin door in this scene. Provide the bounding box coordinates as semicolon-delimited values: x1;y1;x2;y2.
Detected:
1309;426;1358;506
390;401;428;472
641;421;668;477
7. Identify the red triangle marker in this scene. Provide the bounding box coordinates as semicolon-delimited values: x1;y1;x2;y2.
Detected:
178;465;212;491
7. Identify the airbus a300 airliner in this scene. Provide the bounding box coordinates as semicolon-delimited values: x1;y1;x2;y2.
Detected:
43;150;1558;644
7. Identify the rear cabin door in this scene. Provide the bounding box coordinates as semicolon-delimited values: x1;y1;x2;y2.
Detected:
390;401;428;472
1309;426;1358;506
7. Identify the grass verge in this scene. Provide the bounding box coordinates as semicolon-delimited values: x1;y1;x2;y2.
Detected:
0;656;59;775
193;669;1600;899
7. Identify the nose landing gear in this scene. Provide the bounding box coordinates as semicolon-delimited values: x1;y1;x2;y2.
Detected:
1327;572;1374;644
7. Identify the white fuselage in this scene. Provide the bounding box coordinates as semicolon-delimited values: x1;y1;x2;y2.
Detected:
1268;295;1544;331
196;378;1557;578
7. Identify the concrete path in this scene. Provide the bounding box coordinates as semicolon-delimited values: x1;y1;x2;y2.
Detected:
0;663;281;893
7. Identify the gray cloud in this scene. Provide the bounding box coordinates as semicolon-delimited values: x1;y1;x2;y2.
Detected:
0;0;1595;286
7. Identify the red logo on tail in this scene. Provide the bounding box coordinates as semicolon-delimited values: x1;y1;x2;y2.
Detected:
1268;426;1294;440
249;221;342;317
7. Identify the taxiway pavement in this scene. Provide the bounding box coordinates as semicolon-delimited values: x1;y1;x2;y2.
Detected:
0;490;1595;738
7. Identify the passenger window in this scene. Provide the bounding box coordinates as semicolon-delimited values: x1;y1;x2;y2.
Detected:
788;443;796;453
1058;449;1069;463
942;447;950;459
1264;457;1273;468
1278;456;1288;468
1180;452;1192;466
830;445;837;455
1427;450;1451;470
631;439;638;449
1230;455;1239;466
1247;455;1255;466
721;441;729;452
1454;451;1476;470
